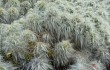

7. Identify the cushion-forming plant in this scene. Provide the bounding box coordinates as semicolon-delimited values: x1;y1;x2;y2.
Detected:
0;0;110;70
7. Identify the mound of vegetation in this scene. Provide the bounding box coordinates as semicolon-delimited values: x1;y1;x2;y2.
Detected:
0;0;110;70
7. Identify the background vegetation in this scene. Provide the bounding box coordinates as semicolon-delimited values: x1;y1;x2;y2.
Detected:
0;0;110;70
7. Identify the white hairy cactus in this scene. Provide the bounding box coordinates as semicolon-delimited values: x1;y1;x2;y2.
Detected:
0;8;9;24
5;22;24;36
33;42;50;57
21;29;37;43
28;0;38;7
4;0;20;10
2;34;27;62
54;40;75;66
8;7;19;23
34;0;47;11
20;1;31;15
0;24;10;37
25;57;53;70
26;12;43;33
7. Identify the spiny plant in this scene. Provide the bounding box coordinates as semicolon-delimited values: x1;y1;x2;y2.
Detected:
20;1;31;15
25;12;43;33
34;0;47;11
4;0;20;10
2;35;27;63
24;57;53;70
21;29;37;43
8;7;19;24
0;8;8;24
33;42;50;57
54;40;75;66
0;24;10;49
5;22;24;36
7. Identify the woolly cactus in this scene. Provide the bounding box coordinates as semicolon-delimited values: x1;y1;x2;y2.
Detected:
54;40;75;66
26;12;44;33
34;0;47;11
2;35;27;62
21;29;37;43
20;1;31;15
0;8;8;24
33;42;51;58
0;24;10;48
4;0;20;9
24;57;53;70
8;7;19;23
5;22;24;36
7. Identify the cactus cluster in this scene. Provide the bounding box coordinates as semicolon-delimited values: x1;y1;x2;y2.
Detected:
0;0;110;70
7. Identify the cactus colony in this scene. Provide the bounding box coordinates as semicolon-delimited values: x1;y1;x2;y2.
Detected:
0;0;110;70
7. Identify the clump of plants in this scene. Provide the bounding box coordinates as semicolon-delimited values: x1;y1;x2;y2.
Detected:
0;0;110;70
